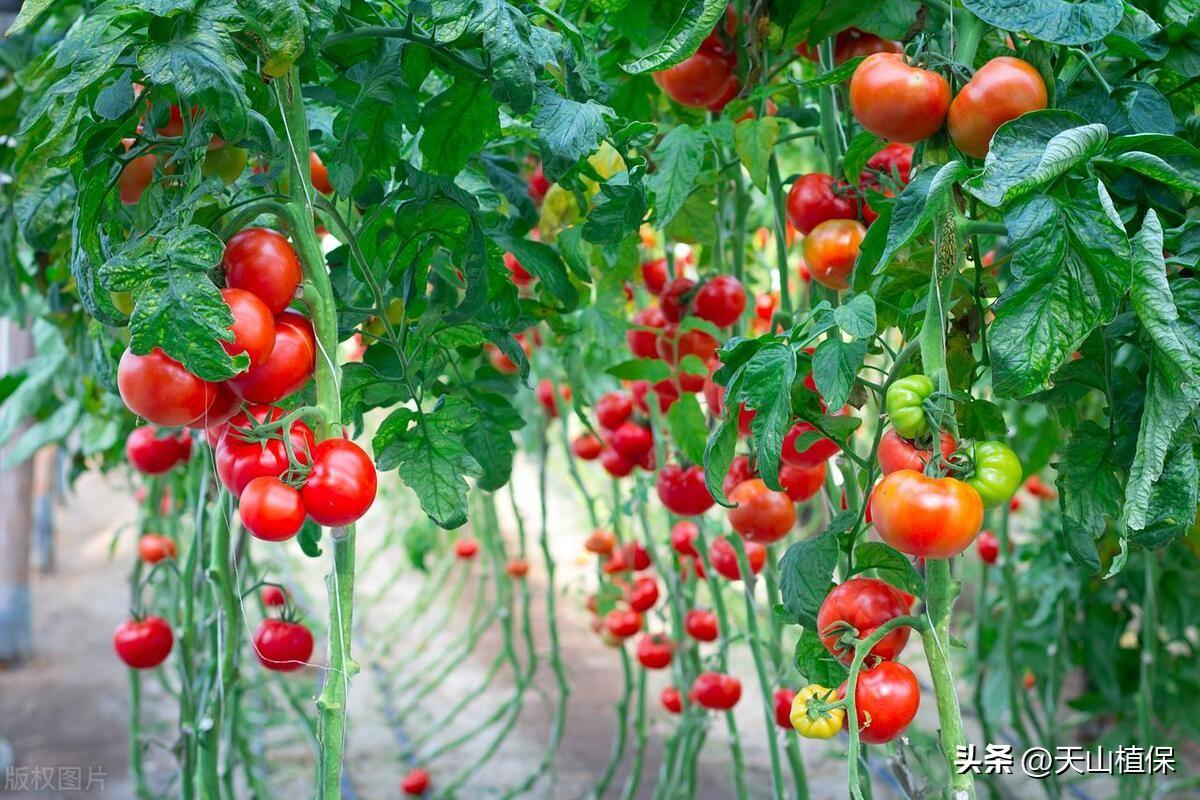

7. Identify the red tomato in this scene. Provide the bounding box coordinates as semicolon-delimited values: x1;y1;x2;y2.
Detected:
628;306;667;359
641;258;669;294
186;382;242;431
216;405;315;495
755;292;778;322
536;378;571;417
656;464;715;516
850;54;951;143
839;662;920;743
817;577;913;664
708;536;766;580
300;438;378;527
636;633;674;670
692;275;746;327
773;688;797;728
659;278;696;323
1024;475;1057;500
114;616;174;669
690;672;742;710
262;586;288;607
254;618;314;672
599;447;636;478
597;392;634;433
608;422;654;463
656;324;718;367
654;51;736;108
507;558;530;578
226;311;315;403
802;219;865;290
786;174;859;235
240;476;306;542
221;288;276;369
623;541;652;571
670;520;700;557
503;252;533;286
947;57;1047;158
661;686;684;714
721;454;757;497
726;479;796;543
699;6;738;57
604;608;643;639
125;426;191;474
486;339;532;374
223;228;302;315
877;429;957;475
780;461;826;502
402;768;430;796
835;29;902;63
627;576;660;612
859;142;915;222
571;433;604;460
685;609;719;642
138;533;176;564
870;470;984;558
119;145;158;205
455;538;479;559
782;420;841;468
309;151;333;194
976;530;999;564
585;529;616;555
118;348;216;427
528;163;550;205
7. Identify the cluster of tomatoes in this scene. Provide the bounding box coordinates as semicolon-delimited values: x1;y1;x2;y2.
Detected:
652;8;741;112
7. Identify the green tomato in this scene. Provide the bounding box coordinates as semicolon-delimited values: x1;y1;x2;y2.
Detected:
885;375;934;439
202;145;248;185
112;290;134;316
966;441;1022;507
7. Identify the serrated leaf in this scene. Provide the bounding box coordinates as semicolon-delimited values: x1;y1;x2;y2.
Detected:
666;392;708;465
811;337;866;411
620;0;730;74
733;117;779;192
962;0;1123;46
833;294;876;338
779;524;845;629
647;125;706;226
851;542;924;596
965;111;1103;207
793;629;848;686
421;79;500;176
739;344;796;491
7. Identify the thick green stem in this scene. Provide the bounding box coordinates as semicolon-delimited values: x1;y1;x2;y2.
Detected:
920;560;975;799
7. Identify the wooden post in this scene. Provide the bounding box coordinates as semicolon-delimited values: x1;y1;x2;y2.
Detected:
0;319;35;664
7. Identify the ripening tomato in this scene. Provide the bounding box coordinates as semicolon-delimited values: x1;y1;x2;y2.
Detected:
254;618;314;672
657;464;715;516
215;405;315;495
221;288;276;369
202;144;247;184
661;686;684;714
118;348;216;427
401;768;430;797
773;688;797;728
976;530;999;564
834;29;901;63
641;258;669;295
223;228;303;315
1024;475;1057;500
571;433;604;460
870;470;984;558
660;278;696;323
850;54;951;143
685;609;719;642
838;661;920;744
486;338;532;374
782;420;841;468
947;57;1048;158
654;51;736;108
585;528;616;555
802;219;865;290
727;479;796;543
138;533;176;564
636;633;674;670
507;558;530;578
691;672;742;710
599;447;637;478
604;608;643;639
240;477;306;542
786;174;859;235
536;378;571;417
262;586;288;607
455;538;479;559
708;536;766;580
627;576;660;612
780;461;826;502
608;422;654;463
628;307;667;359
309;151;333;194
670;520;700;557
126;426;191;474
755;292;778;322
301;438;377;527
504;252;533;286
692;275;746;328
877;429;957;475
817;577;913;664
114;616;174;669
226;312;315;403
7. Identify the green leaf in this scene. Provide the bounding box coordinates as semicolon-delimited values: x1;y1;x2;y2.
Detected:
740;344;797;491
582;180;648;246
1055;422;1122;574
3;398;82;468
492;234;579;310
620;0;730;74
734;117;780;192
462;391;524;492
534;86;614;179
793;629;848;686
420;79;500;176
833;294;876;338
779;523;844;629
237;0;305;75
962;0;1123;46
965;111;1105;208
871;161;969;273
842;131;885;186
989;182;1130;397
1105;5;1168;61
702;411;739;506
851;542;924;596
1130;433;1197;548
666;393;708;465
665;187;717;247
811;338;866;411
648;125;706;227
8;0;54;35
1098;134;1200;192
374;397;483;529
476;0;540;113
793;56;862;89
606;358;672;382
